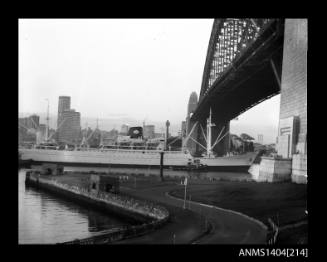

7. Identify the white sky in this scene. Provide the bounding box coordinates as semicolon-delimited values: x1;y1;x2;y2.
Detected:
19;19;280;144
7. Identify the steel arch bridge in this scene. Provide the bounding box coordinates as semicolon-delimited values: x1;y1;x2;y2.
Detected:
189;18;285;156
192;18;284;123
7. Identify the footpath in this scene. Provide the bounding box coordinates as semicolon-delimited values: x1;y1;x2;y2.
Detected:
117;182;267;244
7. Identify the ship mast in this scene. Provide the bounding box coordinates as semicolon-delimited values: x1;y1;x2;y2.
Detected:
206;108;213;157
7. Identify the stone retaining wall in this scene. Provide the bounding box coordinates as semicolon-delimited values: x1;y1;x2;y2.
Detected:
254;157;292;182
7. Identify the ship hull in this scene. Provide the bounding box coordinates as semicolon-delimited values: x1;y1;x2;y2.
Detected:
19;148;193;169
19;149;257;172
196;152;257;172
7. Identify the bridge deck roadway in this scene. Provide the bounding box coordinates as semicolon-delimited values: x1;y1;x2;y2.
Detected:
115;182;267;244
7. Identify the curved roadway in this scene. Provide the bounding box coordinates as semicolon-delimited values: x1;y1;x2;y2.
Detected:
116;182;267;244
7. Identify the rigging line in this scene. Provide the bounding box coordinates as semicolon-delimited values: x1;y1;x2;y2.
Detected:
212;131;230;149
212;126;225;149
182;122;198;148
86;123;98;141
167;136;181;147
200;124;207;143
19;122;33;131
28;117;39;130
189;136;207;151
48;118;67;141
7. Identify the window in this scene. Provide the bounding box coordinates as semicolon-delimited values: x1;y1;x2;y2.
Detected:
92;182;96;190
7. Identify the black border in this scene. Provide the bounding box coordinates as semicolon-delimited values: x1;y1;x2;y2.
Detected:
6;12;315;262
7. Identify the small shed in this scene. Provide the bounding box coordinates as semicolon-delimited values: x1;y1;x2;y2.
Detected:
89;174;120;194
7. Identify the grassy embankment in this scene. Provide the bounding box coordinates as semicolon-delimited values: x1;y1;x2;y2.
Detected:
169;179;307;244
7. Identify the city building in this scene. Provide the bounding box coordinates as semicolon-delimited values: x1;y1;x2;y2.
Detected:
19;114;40;144
120;124;129;135
19;114;40;130
36;124;47;144
143;125;155;139
57;96;71;129
186;92;198;135
57;109;81;144
56;96;81;144
185;92;198;154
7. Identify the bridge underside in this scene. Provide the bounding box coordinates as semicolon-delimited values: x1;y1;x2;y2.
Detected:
189;19;284;156
192;21;284;124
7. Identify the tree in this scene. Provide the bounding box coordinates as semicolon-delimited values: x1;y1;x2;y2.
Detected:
240;133;254;141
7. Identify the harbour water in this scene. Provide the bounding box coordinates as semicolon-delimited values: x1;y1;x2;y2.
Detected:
19;169;132;244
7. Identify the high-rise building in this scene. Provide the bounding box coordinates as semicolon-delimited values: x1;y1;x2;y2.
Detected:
185;92;198;154
186;92;198;135
57;96;71;129
57;109;81;144
56;96;81;144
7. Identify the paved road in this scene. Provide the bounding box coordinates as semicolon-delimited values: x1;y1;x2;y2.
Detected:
118;182;267;244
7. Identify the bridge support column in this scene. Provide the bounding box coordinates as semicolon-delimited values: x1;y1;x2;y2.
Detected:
252;19;307;183
277;19;307;184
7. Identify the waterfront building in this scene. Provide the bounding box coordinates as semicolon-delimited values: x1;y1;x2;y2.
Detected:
143;125;155;139
120;124;129;135
19;114;40;144
56;96;81;144
57;96;71;129
36;124;47;144
57;109;81;144
19;114;40;130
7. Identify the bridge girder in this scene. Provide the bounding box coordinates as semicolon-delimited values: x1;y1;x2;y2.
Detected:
192;18;285;123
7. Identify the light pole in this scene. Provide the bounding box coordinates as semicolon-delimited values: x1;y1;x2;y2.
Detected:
183;177;188;209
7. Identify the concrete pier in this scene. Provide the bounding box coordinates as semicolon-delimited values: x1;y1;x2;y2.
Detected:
251;157;292;182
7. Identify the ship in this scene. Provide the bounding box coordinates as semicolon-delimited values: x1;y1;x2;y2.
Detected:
184;108;257;172
19;110;257;171
19;125;198;169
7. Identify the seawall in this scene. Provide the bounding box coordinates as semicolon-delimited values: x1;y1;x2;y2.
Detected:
25;171;170;244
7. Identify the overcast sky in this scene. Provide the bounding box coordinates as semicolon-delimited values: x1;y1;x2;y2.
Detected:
19;19;280;144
